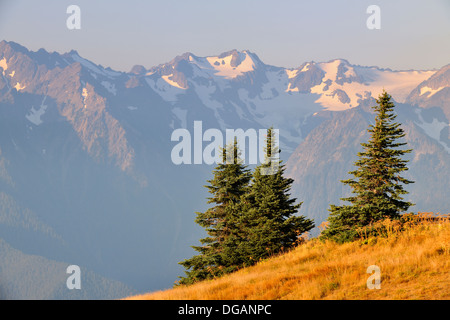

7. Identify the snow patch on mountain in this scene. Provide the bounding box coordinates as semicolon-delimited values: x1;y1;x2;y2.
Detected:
190;81;228;129
286;69;299;79
101;81;117;95
286;82;299;93
193;82;221;107
207;52;255;79
26;96;48;126
71;52;121;79
188;51;257;80
300;63;311;73
311;63;435;111
0;58;7;75
82;87;88;108
237;70;322;152
162;75;187;89
145;77;186;103
259;70;286;99
414;108;450;153
420;86;445;98
318;60;341;84
14;82;26;91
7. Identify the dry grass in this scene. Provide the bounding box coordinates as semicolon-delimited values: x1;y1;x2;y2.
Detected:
127;213;449;300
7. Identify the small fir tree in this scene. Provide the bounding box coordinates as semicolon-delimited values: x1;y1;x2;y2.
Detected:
234;128;314;264
178;139;251;285
321;91;414;242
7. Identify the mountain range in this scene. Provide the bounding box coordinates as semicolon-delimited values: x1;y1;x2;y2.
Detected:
0;40;449;298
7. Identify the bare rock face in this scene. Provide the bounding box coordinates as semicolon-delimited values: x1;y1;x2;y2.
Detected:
289;63;325;93
406;64;450;117
129;65;146;75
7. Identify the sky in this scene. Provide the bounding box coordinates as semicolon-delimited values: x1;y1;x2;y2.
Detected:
0;0;449;72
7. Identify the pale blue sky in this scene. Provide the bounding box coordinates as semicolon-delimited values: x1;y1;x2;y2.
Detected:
0;0;449;72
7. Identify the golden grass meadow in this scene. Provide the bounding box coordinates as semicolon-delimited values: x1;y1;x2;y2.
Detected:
127;213;449;300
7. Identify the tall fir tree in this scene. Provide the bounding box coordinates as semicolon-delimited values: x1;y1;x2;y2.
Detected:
178;139;251;285
321;91;414;242
234;128;314;264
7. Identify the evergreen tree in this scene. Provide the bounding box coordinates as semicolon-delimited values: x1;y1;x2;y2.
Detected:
178;139;251;285
321;91;414;242
234;128;314;264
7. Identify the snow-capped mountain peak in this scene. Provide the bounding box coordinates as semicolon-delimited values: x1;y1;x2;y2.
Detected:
158;49;262;81
1;40;445;156
308;59;435;110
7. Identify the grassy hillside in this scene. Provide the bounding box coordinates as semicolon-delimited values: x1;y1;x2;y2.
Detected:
127;213;449;300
